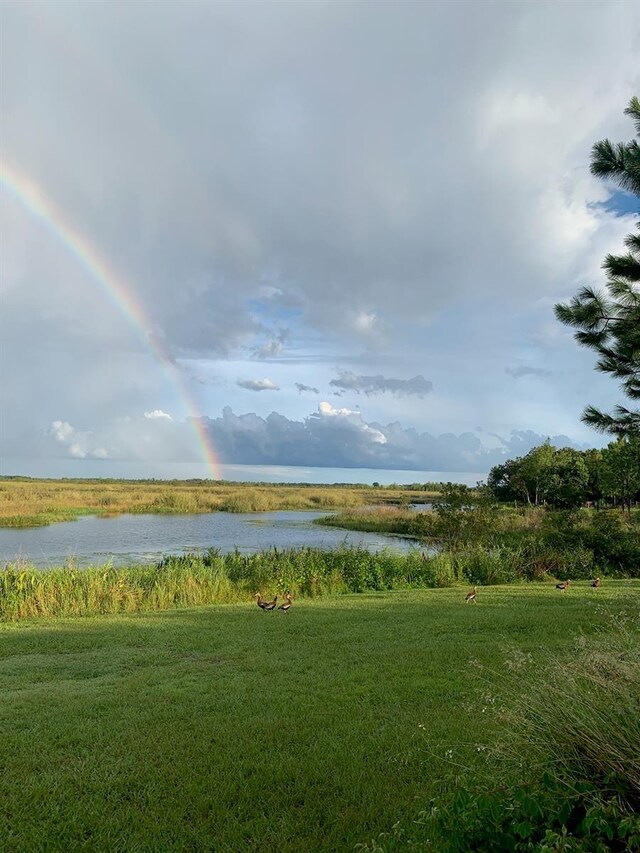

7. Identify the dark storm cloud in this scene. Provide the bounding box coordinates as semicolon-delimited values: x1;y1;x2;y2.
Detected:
330;371;433;397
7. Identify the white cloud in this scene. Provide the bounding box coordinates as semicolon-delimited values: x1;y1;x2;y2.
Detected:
144;409;173;421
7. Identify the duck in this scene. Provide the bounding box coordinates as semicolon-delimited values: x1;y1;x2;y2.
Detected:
262;595;278;612
591;577;601;588
279;591;293;613
464;585;478;604
555;580;571;591
255;593;267;610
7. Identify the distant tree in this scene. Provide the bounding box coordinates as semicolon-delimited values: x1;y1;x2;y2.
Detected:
519;441;555;505
555;97;640;437
583;447;604;504
600;435;640;513
544;448;589;509
487;443;588;508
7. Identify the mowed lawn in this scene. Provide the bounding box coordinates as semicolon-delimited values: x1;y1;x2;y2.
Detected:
0;583;635;852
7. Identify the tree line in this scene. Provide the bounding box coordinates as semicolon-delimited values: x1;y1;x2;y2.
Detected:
487;437;640;511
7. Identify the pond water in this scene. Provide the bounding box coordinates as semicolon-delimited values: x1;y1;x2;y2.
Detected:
0;511;421;569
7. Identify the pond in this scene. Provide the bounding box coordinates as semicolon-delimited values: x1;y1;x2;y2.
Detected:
0;511;421;569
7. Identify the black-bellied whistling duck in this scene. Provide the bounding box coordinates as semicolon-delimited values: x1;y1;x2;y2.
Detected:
556;580;571;591
279;591;293;613
465;585;478;604
255;593;267;610
591;577;601;588
262;595;278;612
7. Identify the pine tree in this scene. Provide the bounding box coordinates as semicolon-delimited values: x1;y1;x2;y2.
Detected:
555;97;640;436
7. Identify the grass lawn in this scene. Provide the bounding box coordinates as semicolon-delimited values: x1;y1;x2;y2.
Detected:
1;582;635;852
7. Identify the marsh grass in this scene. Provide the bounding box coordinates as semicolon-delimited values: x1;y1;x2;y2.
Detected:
0;546;454;621
1;583;636;852
0;478;438;527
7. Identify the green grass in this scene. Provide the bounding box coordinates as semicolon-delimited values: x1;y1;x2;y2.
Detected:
1;581;636;852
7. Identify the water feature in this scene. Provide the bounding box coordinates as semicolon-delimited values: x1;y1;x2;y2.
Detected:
0;511;421;568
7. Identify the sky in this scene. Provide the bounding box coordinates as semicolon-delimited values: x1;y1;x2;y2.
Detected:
1;0;639;480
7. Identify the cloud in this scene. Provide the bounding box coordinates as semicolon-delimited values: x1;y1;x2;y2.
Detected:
330;371;434;397
1;1;639;476
198;405;585;472
236;378;280;392
144;409;173;420
252;329;290;358
295;382;320;394
49;421;108;460
505;365;552;379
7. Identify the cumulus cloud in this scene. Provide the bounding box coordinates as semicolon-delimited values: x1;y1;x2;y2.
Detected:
198;406;583;472
237;378;280;392
330;371;433;397
295;383;320;394
144;409;173;420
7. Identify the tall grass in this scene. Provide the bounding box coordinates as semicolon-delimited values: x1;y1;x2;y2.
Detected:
0;479;438;527
0;546;454;621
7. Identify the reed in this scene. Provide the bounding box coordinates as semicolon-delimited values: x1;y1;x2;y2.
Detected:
0;546;453;621
0;478;439;527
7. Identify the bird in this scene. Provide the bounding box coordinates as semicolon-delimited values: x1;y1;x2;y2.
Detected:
262;595;278;612
464;585;478;604
279;591;293;613
255;593;267;610
555;580;571;591
591;577;601;588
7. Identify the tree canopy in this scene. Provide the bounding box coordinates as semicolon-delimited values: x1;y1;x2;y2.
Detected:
555;97;640;436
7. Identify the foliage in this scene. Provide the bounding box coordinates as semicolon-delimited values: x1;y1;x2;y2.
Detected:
600;436;640;513
555;97;640;437
487;441;639;510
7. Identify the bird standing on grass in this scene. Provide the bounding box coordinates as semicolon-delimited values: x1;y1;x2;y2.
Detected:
591;577;601;588
465;585;478;604
555;580;571;591
255;593;267;610
279;591;293;613
262;595;278;612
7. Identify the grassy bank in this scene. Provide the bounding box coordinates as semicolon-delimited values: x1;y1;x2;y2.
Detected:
1;584;636;851
318;505;640;577
0;478;439;528
0;547;453;622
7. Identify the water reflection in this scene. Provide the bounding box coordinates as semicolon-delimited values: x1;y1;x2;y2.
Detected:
0;511;420;568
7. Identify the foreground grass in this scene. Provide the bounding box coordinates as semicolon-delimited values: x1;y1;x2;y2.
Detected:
0;479;438;528
0;583;636;852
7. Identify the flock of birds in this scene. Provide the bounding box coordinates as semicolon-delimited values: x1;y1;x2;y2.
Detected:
464;576;602;603
255;591;293;613
255;578;603;611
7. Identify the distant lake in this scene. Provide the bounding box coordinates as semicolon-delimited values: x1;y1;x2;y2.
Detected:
0;511;422;569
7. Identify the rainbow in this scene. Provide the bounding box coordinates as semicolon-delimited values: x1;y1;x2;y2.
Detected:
0;158;222;479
